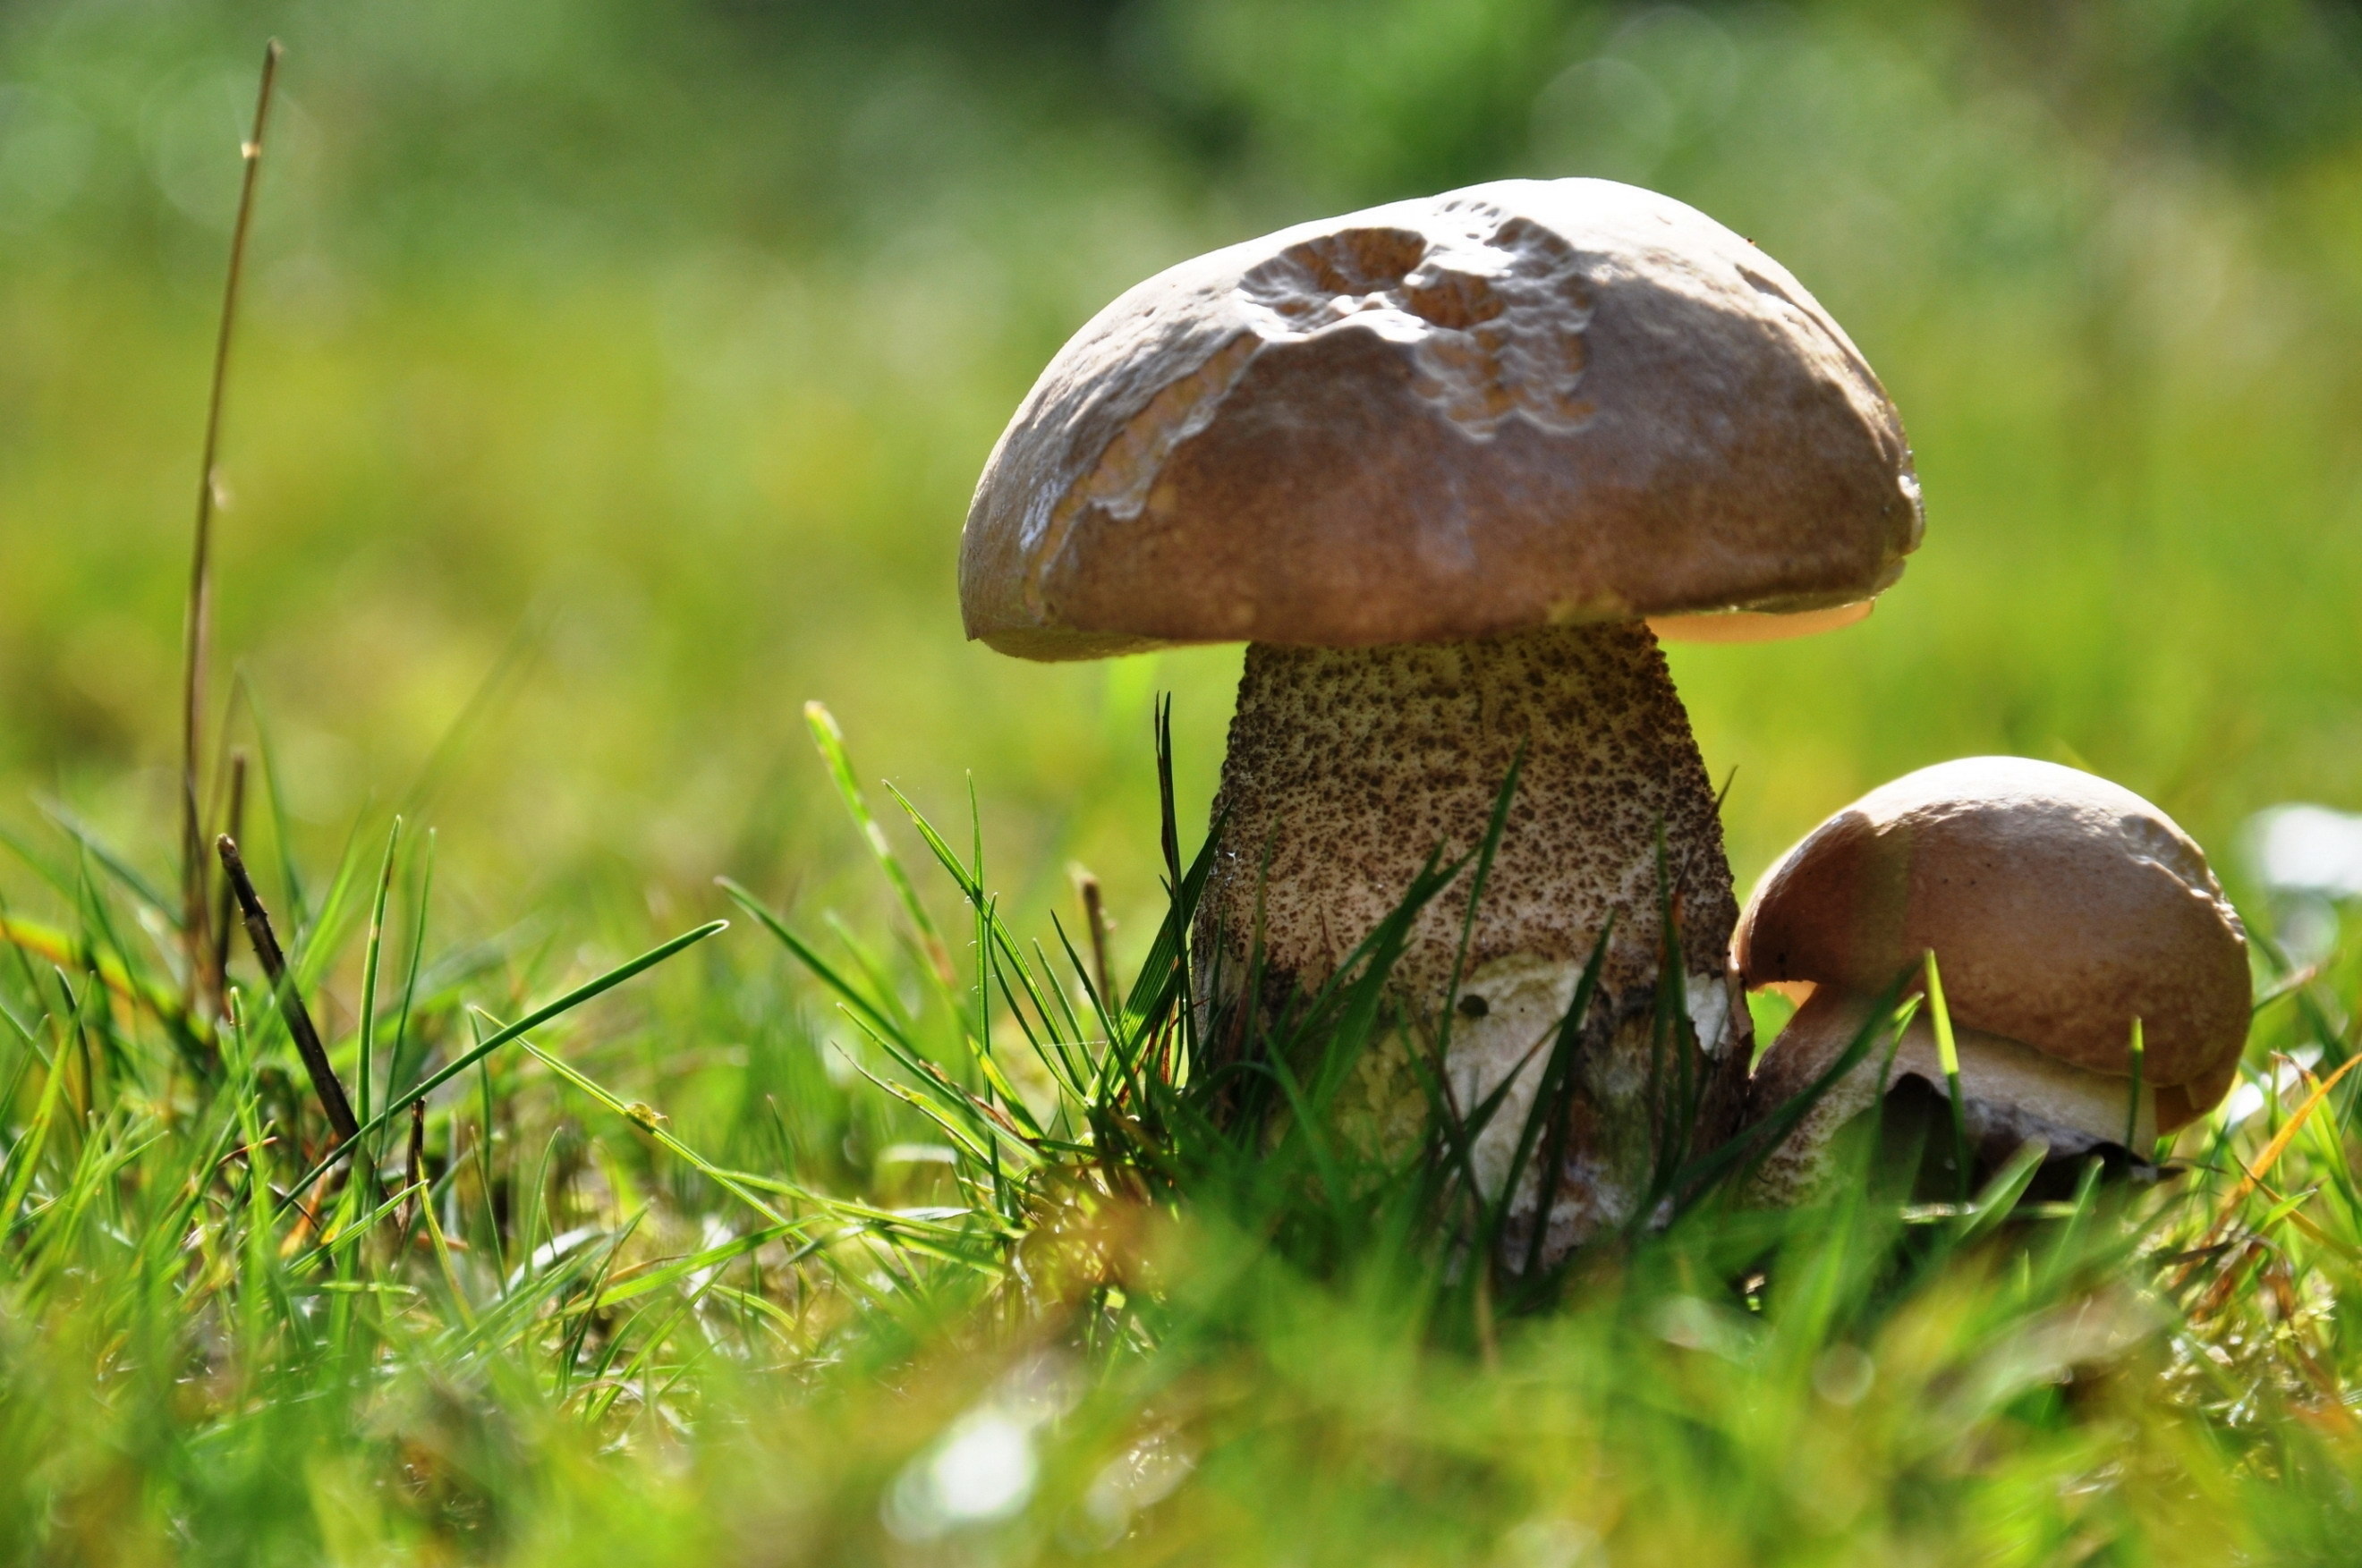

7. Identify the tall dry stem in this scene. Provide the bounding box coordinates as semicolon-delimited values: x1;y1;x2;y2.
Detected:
179;39;282;1017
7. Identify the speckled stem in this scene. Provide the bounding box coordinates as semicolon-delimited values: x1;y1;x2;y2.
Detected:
1196;622;1749;1263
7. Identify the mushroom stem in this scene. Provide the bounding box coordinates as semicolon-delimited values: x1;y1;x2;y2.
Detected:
1198;621;1748;1259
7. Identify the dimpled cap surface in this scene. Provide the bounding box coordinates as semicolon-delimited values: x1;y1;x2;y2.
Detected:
1735;758;2251;1089
961;178;1923;659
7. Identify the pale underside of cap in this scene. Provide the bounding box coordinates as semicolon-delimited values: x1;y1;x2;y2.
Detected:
1755;989;2162;1159
1734;756;2251;1094
961;178;1923;660
1741;988;2193;1208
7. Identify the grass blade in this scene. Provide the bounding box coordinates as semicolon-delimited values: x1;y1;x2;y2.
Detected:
285;919;728;1197
1924;951;1971;1204
181;40;284;1008
358;818;402;1128
218;834;360;1142
804;702;955;987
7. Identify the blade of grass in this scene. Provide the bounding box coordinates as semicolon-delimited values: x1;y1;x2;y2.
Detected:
1435;746;1525;1069
1510;921;1614;1279
2125;1016;2145;1153
386;828;436;1102
1638;825;1700;1216
1955;1138;2050;1244
285;920;728;1198
66;846;162;1064
1151;695;1199;1066
418;1182;477;1331
516;1036;798;1230
239;676;310;932
358;818;402;1129
471;1013;505;1277
0;1035;70;1238
2204;1053;2362;1236
1666;971;1916;1210
37;799;180;928
804;701;955;987
1924;951;1971;1204
209;750;248;1013
718;880;901;1040
219;834;359;1143
286;809;377;996
567;1221;806;1315
181;40;283;1010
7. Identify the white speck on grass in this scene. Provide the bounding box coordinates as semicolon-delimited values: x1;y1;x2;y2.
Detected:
944;1415;1034;1520
876;1143;960;1165
2247;804;2362;898
506;1225;604;1291
2218;1047;2321;1132
882;1354;1081;1540
886;1411;1038;1539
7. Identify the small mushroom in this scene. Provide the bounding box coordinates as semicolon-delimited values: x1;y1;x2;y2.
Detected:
963;180;1920;1259
1735;757;2252;1203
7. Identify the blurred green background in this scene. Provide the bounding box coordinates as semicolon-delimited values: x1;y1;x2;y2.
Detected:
5;0;2362;945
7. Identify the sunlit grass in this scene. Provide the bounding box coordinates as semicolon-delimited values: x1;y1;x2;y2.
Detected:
3;706;2359;1563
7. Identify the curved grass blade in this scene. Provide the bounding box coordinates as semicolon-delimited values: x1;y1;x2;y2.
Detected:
1510;919;1614;1279
805;701;955;987
519;1038;801;1232
283;919;727;1199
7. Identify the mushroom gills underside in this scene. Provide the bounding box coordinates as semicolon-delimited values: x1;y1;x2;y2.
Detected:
1746;987;2167;1207
1194;622;1750;1263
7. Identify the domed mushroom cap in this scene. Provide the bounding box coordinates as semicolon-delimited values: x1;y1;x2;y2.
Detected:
962;178;1923;660
1735;758;2250;1093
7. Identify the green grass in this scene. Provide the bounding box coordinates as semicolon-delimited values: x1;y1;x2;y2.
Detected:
3;704;2361;1564
11;1;2362;1560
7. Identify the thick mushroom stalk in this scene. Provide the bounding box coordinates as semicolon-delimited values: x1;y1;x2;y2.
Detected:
956;179;1923;1266
1202;622;1746;1253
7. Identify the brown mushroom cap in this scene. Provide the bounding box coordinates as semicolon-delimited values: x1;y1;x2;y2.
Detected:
961;178;1922;660
1735;757;2250;1094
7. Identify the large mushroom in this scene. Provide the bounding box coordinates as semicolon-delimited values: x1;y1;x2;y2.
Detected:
1737;757;2252;1203
962;179;1921;1258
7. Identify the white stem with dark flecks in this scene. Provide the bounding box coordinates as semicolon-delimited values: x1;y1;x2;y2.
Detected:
1197;621;1748;1262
